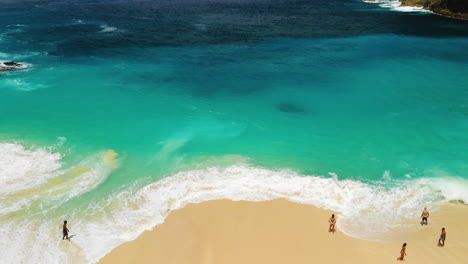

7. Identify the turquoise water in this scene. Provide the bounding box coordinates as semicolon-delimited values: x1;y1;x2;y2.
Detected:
1;0;468;263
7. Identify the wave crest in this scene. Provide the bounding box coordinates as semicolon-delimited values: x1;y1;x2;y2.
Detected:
73;165;466;263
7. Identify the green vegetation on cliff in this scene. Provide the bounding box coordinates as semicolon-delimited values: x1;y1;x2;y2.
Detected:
401;0;468;19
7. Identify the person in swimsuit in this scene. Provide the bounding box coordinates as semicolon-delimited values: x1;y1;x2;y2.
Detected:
62;220;70;240
438;227;446;247
421;207;429;225
397;243;407;261
328;214;337;233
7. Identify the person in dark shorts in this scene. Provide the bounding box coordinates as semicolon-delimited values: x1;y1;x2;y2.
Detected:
438;227;446;247
421;207;429;225
62;220;70;240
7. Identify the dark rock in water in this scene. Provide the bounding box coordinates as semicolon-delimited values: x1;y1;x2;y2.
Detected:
276;102;307;114
4;61;22;67
401;0;468;19
0;61;25;72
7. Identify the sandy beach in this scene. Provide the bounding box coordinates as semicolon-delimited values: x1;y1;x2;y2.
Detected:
98;199;468;264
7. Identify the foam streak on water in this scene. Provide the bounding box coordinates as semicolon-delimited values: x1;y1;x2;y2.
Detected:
0;143;62;195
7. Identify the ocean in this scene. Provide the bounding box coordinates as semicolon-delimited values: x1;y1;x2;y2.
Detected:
0;0;467;263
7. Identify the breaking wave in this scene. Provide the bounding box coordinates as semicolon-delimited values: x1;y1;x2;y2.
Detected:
1;143;466;263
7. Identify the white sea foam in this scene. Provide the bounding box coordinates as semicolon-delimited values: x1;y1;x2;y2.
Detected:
0;143;119;216
0;142;62;223
427;177;468;202
365;1;432;13
0;143;121;264
6;24;28;27
378;1;401;8
0;78;47;92
363;0;388;2
99;25;117;33
0;143;62;195
75;168;463;263
69;165;465;264
1;144;467;264
393;5;430;12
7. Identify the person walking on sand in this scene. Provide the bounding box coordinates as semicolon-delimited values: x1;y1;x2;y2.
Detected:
438;227;446;247
421;207;430;225
397;243;407;260
62;220;70;240
328;214;337;233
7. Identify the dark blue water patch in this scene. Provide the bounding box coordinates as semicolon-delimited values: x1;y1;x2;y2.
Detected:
33;33;463;102
1;0;468;57
112;34;468;97
276;102;308;114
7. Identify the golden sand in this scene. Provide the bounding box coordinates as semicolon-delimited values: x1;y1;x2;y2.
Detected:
98;199;468;264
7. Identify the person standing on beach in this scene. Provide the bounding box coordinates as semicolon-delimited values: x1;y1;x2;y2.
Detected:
397;243;407;261
438;228;446;247
421;207;430;225
328;214;337;233
62;220;70;240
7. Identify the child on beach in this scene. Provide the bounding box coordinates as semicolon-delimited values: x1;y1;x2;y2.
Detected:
438;228;446;247
62;220;69;240
328;214;337;233
397;243;407;261
421;207;429;225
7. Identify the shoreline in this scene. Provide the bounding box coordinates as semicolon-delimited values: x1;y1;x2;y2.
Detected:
97;199;468;264
398;1;468;20
430;10;468;21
